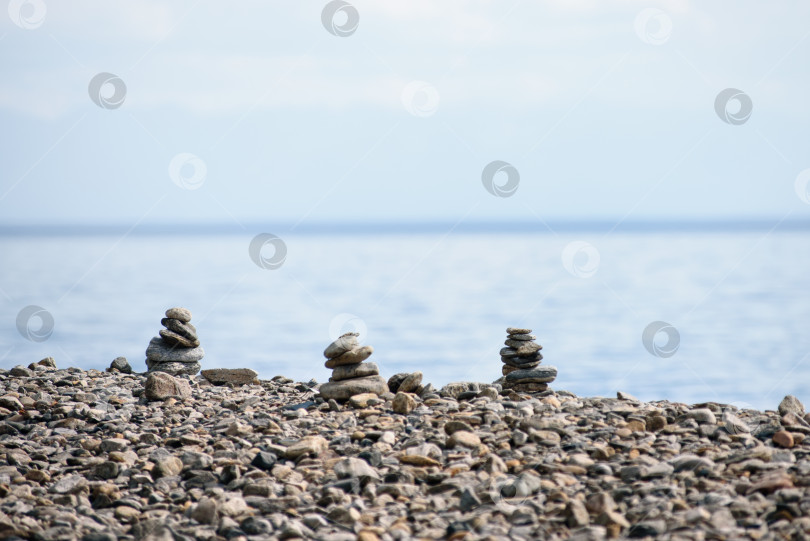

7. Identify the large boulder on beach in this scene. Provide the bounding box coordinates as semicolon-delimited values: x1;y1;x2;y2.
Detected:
144;372;192;401
319;375;388;401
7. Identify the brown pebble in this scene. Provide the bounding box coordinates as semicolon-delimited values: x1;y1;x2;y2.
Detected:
648;415;667;431
626;420;646;432
773;430;794;448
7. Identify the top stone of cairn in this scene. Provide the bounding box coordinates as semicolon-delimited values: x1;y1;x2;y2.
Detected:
324;332;360;359
166;307;192;323
506;327;532;335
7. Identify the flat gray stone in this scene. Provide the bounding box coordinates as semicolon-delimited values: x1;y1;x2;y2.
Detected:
506;327;531;335
319;375;388;401
165;307;192;322
331;362;379;381
502;355;543;367
146;336;204;362
147;360;201;376
201;368;259;386
161;318;198;339
504;366;557;383
504;339;542;354
159;329;200;348
507;333;536;341
324;332;360;359
324;346;373;368
334;457;379;480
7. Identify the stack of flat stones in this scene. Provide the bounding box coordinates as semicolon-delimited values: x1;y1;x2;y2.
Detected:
318;332;388;401
500;327;557;393
145;307;204;376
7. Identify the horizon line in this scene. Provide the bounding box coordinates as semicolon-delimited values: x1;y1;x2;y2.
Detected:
1;218;809;236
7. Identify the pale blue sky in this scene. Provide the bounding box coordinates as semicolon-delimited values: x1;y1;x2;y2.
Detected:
1;1;809;226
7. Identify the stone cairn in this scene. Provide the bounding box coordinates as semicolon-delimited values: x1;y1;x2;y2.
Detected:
145;307;204;376
319;332;388;401
500;327;557;393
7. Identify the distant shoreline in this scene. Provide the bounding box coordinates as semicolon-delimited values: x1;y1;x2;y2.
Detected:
2;219;809;236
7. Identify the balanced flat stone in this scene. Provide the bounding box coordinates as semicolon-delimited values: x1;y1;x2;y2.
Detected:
504;339;542;352
502;355;543;367
506;327;531;335
324;345;373;368
146;359;201;376
161;318;198;340
500;347;518;358
331;362;380;382
324;332;360;359
201;368;259;386
146;337;204;363
507;333;536;341
502;359;541;370
506;382;548;393
159;329;200;348
504;366;557;383
165;307;192;323
319;375;388;401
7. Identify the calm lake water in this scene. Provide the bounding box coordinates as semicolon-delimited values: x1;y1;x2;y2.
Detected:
2;228;809;410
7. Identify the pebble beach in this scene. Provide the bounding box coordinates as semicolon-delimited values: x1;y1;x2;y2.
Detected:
2;356;810;541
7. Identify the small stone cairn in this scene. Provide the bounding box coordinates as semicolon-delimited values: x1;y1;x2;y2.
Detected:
319;332;388;401
145;307;204;376
500;327;557;392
